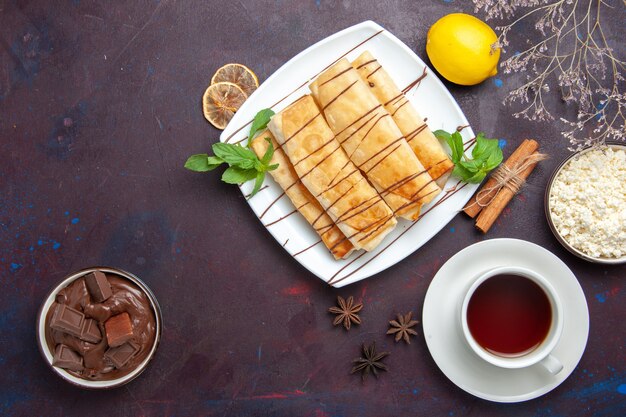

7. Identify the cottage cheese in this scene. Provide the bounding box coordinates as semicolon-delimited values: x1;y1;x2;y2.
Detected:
549;147;626;259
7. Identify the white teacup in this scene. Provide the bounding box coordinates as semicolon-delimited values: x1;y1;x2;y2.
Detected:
460;266;564;375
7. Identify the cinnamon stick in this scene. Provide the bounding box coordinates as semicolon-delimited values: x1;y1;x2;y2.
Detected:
475;149;543;234
463;139;540;218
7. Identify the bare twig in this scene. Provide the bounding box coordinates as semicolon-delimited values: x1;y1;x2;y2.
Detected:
473;0;625;150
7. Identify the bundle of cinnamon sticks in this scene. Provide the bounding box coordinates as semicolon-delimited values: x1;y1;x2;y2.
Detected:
463;139;546;233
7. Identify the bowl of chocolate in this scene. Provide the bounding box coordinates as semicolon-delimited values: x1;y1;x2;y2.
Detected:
36;267;162;389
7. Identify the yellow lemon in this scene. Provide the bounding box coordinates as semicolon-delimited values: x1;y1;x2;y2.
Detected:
426;13;500;86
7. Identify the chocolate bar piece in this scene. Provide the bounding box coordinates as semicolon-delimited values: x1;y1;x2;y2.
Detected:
84;271;112;302
105;312;134;347
80;319;102;344
55;290;67;304
53;344;84;371
105;341;139;368
50;303;85;337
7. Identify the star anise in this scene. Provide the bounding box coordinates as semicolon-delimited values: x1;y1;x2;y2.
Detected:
328;296;362;330
351;341;389;380
386;311;419;344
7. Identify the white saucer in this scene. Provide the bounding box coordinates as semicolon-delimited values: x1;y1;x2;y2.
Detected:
422;238;589;403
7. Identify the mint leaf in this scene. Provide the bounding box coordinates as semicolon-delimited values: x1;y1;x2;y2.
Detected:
471;133;489;160
433;129;452;142
485;146;503;170
212;143;257;169
445;132;465;163
452;164;474;180
207;156;224;166
248;109;275;142
458;159;481;172
184;109;280;193
250;171;265;197
438;129;503;183
261;137;275;165
472;133;499;162
221;167;258;184
465;170;488;184
184;154;223;172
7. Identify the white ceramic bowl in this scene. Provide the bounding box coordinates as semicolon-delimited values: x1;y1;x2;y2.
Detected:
36;267;162;389
545;142;626;265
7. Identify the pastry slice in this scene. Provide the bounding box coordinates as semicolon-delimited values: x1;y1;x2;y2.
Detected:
352;51;454;187
250;130;355;259
268;95;397;252
309;58;441;220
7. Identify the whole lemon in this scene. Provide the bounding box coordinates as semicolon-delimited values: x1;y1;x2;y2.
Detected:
426;13;500;86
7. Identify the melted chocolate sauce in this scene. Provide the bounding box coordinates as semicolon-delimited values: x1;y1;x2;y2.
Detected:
328;181;467;285
259;191;286;220
366;66;382;79
355;59;377;69
45;274;156;381
319;66;352;87
405;123;428;141
391;99;409;116
401;67;428;95
322;80;358;111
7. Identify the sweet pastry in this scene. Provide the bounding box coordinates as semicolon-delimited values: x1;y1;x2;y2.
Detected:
309;59;441;220
268;95;397;251
250;130;355;259
351;51;454;187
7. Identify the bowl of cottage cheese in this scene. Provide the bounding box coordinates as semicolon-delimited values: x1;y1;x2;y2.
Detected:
545;143;626;264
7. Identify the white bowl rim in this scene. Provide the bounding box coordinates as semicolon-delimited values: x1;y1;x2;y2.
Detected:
36;266;162;389
545;142;626;265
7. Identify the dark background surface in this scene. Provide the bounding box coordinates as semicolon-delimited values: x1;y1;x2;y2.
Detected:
1;0;624;416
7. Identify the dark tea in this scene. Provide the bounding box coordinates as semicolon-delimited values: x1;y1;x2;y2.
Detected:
467;274;552;357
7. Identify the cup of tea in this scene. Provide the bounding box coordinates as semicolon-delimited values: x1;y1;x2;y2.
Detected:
460;266;564;374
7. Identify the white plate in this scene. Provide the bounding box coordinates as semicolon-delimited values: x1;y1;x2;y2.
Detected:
422;238;589;403
221;21;478;287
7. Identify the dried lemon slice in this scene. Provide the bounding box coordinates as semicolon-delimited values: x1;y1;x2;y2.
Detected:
211;63;259;97
202;81;247;129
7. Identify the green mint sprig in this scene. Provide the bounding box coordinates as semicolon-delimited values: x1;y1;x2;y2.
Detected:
434;130;503;184
248;108;274;142
184;108;278;197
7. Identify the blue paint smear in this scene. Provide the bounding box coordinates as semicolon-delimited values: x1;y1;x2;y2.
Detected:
450;227;455;233
499;138;507;149
565;378;621;398
37;239;44;246
595;293;607;303
493;78;503;87
71;217;80;224
617;384;626;394
315;0;321;7
10;262;22;272
596;102;606;121
0;382;33;415
64;211;69;216
52;242;61;250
